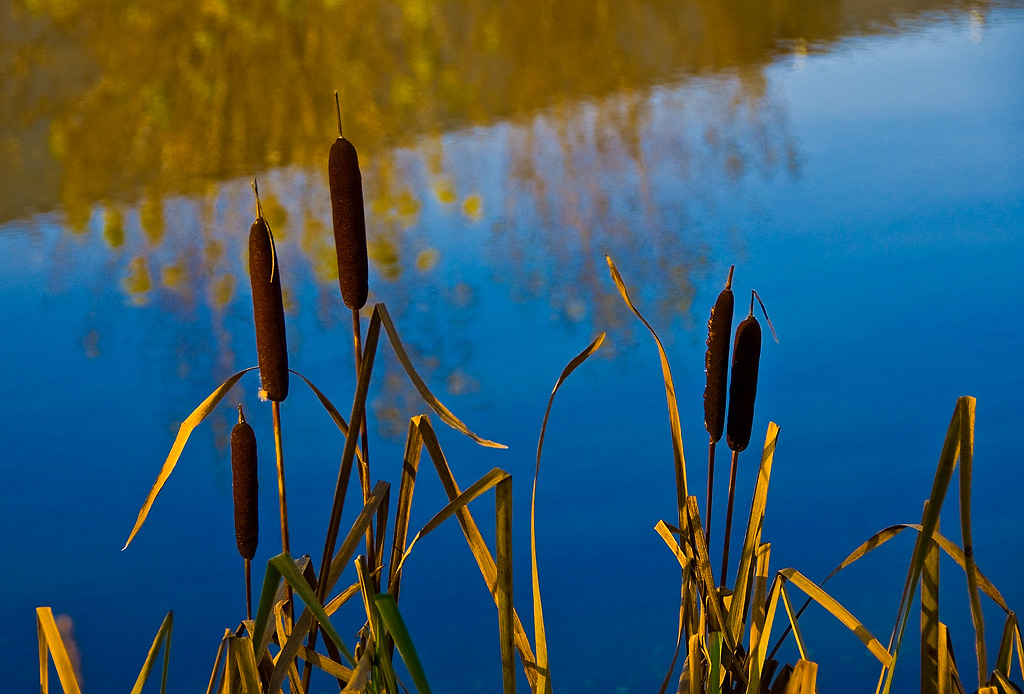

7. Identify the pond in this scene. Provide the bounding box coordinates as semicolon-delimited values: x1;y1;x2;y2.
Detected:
2;1;1023;692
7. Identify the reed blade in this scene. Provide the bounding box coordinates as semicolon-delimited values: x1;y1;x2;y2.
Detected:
129;611;173;694
375;593;433;694
36;607;82;694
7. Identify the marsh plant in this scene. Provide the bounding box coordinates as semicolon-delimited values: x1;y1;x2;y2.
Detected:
36;101;1023;694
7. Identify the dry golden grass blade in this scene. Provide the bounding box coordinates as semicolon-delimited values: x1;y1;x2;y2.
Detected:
655;581;689;694
922;506;941;694
606;256;688;521
531;333;605;694
129;611;173;694
727;423;780;644
414;416;539;689
685;497;734;654
687;633;701;694
341;640;375;693
377;303;505;448
325;582;362;616
958;398;987;689
779;568;891;666
497;475;516;694
655;520;693;571
780;584;808;662
782;660;818;694
227;634;261;694
397;467;511;572
881;398;966;694
204;631;230;694
991;670;1019;694
123;367;257;549
289;369;364;466
748;543;772;694
355;555;401;694
296;645;353;680
36;607;82;694
938;622;951;694
388;418;424;604
995;613;1018;681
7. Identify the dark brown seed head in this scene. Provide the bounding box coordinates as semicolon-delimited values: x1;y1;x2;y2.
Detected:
248;213;289;401
231;405;259;560
703;266;735;443
328;132;369;310
726;294;762;453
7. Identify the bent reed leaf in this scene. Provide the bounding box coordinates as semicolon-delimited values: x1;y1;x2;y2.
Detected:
129;611;173;694
123;366;257;550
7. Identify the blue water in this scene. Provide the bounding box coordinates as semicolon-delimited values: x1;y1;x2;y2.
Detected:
2;7;1024;693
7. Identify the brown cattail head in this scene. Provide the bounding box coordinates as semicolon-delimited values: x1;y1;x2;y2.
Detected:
231;405;259;560
328;94;369;310
726;293;762;452
703;266;735;443
248;189;289;402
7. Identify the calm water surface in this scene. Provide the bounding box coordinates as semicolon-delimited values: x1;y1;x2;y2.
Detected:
2;1;1023;691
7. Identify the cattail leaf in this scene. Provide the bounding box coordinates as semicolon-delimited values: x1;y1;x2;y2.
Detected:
704;268;734;442
356;556;400;694
531;332;605;694
376;303;506;448
606;256;689;522
36;607;82;694
654;520;692;571
129;611;173;694
123;367;257;550
748;543;772;694
294;645;352;680
248;216;289;401
342;640;375;693
288;368;365;467
778;568;891;666
958;397;987;689
388;419;424;605
780;583;809;662
375;593;432;694
414;416;540;689
783;660;818;694
995;613;1019;681
727;422;780;643
922;505;941;694
203;631;229;694
708;631;724;694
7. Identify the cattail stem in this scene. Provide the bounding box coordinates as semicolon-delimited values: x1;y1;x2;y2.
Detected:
720;449;740;587
352;308;377;588
272;400;292;612
705;439;716;546
244;557;252;622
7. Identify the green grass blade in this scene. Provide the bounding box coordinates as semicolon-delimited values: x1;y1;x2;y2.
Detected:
123;367;257;549
377;303;505;448
356;555;400;694
881;398;966;694
958;398;987;688
708;631;723;694
531;333;605;694
606;255;688;523
36;607;81;694
129;611;173;694
375;593;432;694
727;423;780;644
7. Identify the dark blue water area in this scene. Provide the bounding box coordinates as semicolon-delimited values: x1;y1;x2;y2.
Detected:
2;9;1024;694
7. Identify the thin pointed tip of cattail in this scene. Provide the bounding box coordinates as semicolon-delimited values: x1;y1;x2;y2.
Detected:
749;290;755;315
237;404;245;424
725;265;735;290
334;91;343;137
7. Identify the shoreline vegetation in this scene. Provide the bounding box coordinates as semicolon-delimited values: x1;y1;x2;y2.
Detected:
37;104;1021;694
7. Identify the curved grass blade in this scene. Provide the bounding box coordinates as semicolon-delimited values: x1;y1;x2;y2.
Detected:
272;552;355;666
36;607;82;694
375;593;432;694
727;422;780;644
606;256;688;518
882;397;970;694
995;613;1019;682
531;332;605;694
123;367;258;549
129;611;173;694
377;303;506;448
958;398;987;689
779;568;891;666
654;520;692;571
290;368;364;466
204;631;229;694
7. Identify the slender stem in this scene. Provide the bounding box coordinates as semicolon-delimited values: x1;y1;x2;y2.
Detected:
720;449;740;587
272;399;292;614
244;557;252;622
352;308;377;587
705;439;716;547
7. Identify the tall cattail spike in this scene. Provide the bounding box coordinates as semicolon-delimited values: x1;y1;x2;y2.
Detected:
230;417;259;560
248;208;289;402
328;121;369;310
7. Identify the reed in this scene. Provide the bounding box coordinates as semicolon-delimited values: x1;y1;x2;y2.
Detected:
703;265;734;545
721;291;761;586
230;404;259;621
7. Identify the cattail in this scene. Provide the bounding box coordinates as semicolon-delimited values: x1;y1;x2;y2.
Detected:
726;293;762;453
231;405;259;560
703;266;735;443
248;187;289;402
328;92;369;310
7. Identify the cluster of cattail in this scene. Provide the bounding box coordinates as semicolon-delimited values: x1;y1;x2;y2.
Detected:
701;267;772;586
233;91;372;635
